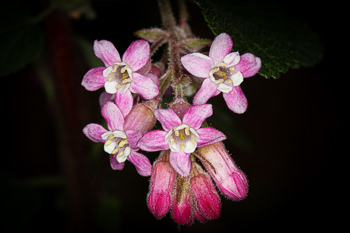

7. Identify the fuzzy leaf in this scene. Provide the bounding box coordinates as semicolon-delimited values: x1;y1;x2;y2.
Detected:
179;38;211;52
135;28;169;43
192;0;323;79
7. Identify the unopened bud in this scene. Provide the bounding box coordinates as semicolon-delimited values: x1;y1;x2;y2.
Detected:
170;176;194;225
190;163;221;220
123;101;157;134
147;151;177;219
197;142;248;200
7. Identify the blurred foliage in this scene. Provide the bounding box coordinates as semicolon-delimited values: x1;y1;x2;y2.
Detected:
0;5;43;77
192;0;324;79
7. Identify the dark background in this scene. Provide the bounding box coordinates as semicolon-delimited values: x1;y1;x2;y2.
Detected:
1;0;343;232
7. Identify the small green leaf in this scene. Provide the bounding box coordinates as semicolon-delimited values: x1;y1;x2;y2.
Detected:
0;5;44;77
135;28;169;43
179;38;211;52
192;0;323;79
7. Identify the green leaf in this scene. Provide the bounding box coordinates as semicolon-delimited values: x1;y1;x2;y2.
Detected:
192;0;323;79
0;5;44;77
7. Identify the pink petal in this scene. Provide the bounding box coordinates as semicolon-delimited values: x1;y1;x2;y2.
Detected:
235;53;261;78
209;33;233;65
81;67;106;91
122;40;150;71
110;154;125;170
115;89;133;117
183;104;212;129
125;130;143;150
181;53;212;78
169;151;191;177
130;73;159;99
196;128;226;147
82;123;107;143
154;109;181;131
101;102;124;131
193;78;220;105
223;52;240;66
222;86;248;114
93;40;121;67
127;151;152;176
137;130;169;152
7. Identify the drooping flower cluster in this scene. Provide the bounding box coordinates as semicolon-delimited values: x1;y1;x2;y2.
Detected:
81;9;261;225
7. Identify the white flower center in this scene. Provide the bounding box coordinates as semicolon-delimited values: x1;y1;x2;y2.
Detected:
165;124;200;153
209;63;243;93
103;62;133;94
101;130;131;163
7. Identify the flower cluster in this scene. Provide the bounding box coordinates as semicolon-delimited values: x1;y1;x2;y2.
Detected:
82;21;260;225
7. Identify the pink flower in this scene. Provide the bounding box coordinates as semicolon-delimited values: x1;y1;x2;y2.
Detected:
83;102;152;176
138;104;226;177
181;33;261;114
197;142;248;200
81;39;159;116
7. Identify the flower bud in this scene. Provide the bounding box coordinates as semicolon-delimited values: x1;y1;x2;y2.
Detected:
169;98;191;119
190;163;221;220
170;176;194;225
197;142;248;200
147;151;177;219
123;100;157;134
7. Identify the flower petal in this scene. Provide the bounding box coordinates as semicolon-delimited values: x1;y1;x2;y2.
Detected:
110;154;125;170
169;151;191;177
235;53;261;78
94;40;121;67
138;130;169;152
196;128;226;147
127;151;152;176
115;89;133;117
101;102;124;131
209;33;233;65
223;52;240;66
182;104;213;129
222;86;248;114
193;78;221;105
81;67;107;91
231;71;244;86
181;53;212;78
130;73;159;99
82;123;107;143
125;130;143;150
122;40;150;71
154;109;181;131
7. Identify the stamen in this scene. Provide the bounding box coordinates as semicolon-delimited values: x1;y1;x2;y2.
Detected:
111;66;118;73
185;127;190;136
120;67;127;73
108;74;114;82
170;137;175;145
122;78;131;84
191;136;195;145
112;148;119;154
226;79;232;84
180;144;185;150
115;84;122;89
179;131;186;140
230;66;235;72
105;139;113;146
118;139;127;148
174;129;179;137
117;150;125;157
122;73;129;79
